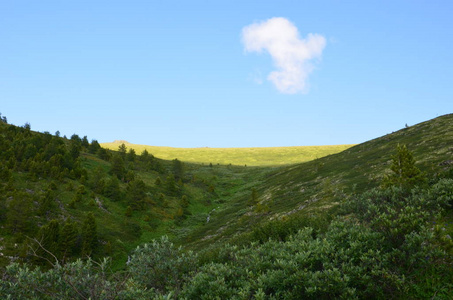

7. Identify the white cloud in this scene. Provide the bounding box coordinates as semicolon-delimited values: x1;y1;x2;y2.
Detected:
242;17;326;94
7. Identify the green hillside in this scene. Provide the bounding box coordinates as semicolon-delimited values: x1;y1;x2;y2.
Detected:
184;114;453;248
0;113;452;299
0;118;258;269
101;141;353;166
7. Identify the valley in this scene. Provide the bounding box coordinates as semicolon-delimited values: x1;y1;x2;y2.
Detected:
0;113;452;298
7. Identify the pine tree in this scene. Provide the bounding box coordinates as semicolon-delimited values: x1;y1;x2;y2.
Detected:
118;143;127;157
180;195;191;217
173;159;184;181
140;149;152;162
81;213;98;256
81;136;89;148
6;192;33;234
97;147;110;160
125;206;133;217
60;221;79;259
37;219;61;262
127;148;136;162
165;173;179;196
0;165;12;181
39;190;55;216
127;179;147;210
181;195;189;208
91;165;106;194
88;139;101;154
249;188;259;206
382;144;426;189
158;193;168;207
125;170;136;183
104;176;121;201
110;154;126;181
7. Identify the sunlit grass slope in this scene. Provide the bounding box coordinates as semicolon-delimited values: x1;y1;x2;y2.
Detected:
100;142;354;166
182;114;453;248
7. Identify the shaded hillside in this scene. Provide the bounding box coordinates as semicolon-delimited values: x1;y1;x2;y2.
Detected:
184;114;453;248
0;117;263;269
101;141;353;166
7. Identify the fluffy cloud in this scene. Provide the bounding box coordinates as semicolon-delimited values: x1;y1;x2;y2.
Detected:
242;17;326;94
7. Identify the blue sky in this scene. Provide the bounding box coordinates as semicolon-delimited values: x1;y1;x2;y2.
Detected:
1;1;452;147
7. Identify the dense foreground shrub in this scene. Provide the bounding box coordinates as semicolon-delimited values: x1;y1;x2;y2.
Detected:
1;180;452;299
128;236;198;296
0;258;151;299
182;181;453;299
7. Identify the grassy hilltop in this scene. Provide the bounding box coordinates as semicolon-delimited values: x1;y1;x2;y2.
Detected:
100;142;353;166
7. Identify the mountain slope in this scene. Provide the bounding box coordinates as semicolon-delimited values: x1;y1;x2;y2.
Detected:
1;114;451;264
0;119;260;269
182;114;453;248
1;114;452;299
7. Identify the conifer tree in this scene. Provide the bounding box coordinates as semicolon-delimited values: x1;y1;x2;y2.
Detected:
60;221;79;259
249;188;258;206
81;213;98;256
110;154;126;181
81;136;89;148
91;165;106;194
0;193;6;223
127;179;147;210
125;170;136;183
125;206;133;217
127;148;136;162
104;176;121;201
37;219;61;262
88;139;101;154
38;190;55;216
97;147;110;160
0;165;12;181
118;143;127;157
140;149;151;162
181;195;189;208
165;173;179;196
6;192;33;234
0;112;7;123
180;195;191;217
158;193;167;207
69;134;82;159
382;144;426;189
173;159;184;181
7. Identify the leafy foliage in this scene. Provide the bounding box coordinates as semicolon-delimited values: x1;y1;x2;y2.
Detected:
128;236;197;296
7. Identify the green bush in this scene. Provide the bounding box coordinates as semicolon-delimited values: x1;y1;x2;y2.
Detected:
128;236;197;297
0;259;150;299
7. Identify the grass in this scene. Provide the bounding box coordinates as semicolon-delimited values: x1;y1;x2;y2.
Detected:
100;142;354;166
178;114;453;250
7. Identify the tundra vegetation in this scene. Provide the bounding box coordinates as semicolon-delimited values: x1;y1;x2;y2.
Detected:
101;141;354;167
0;112;452;299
